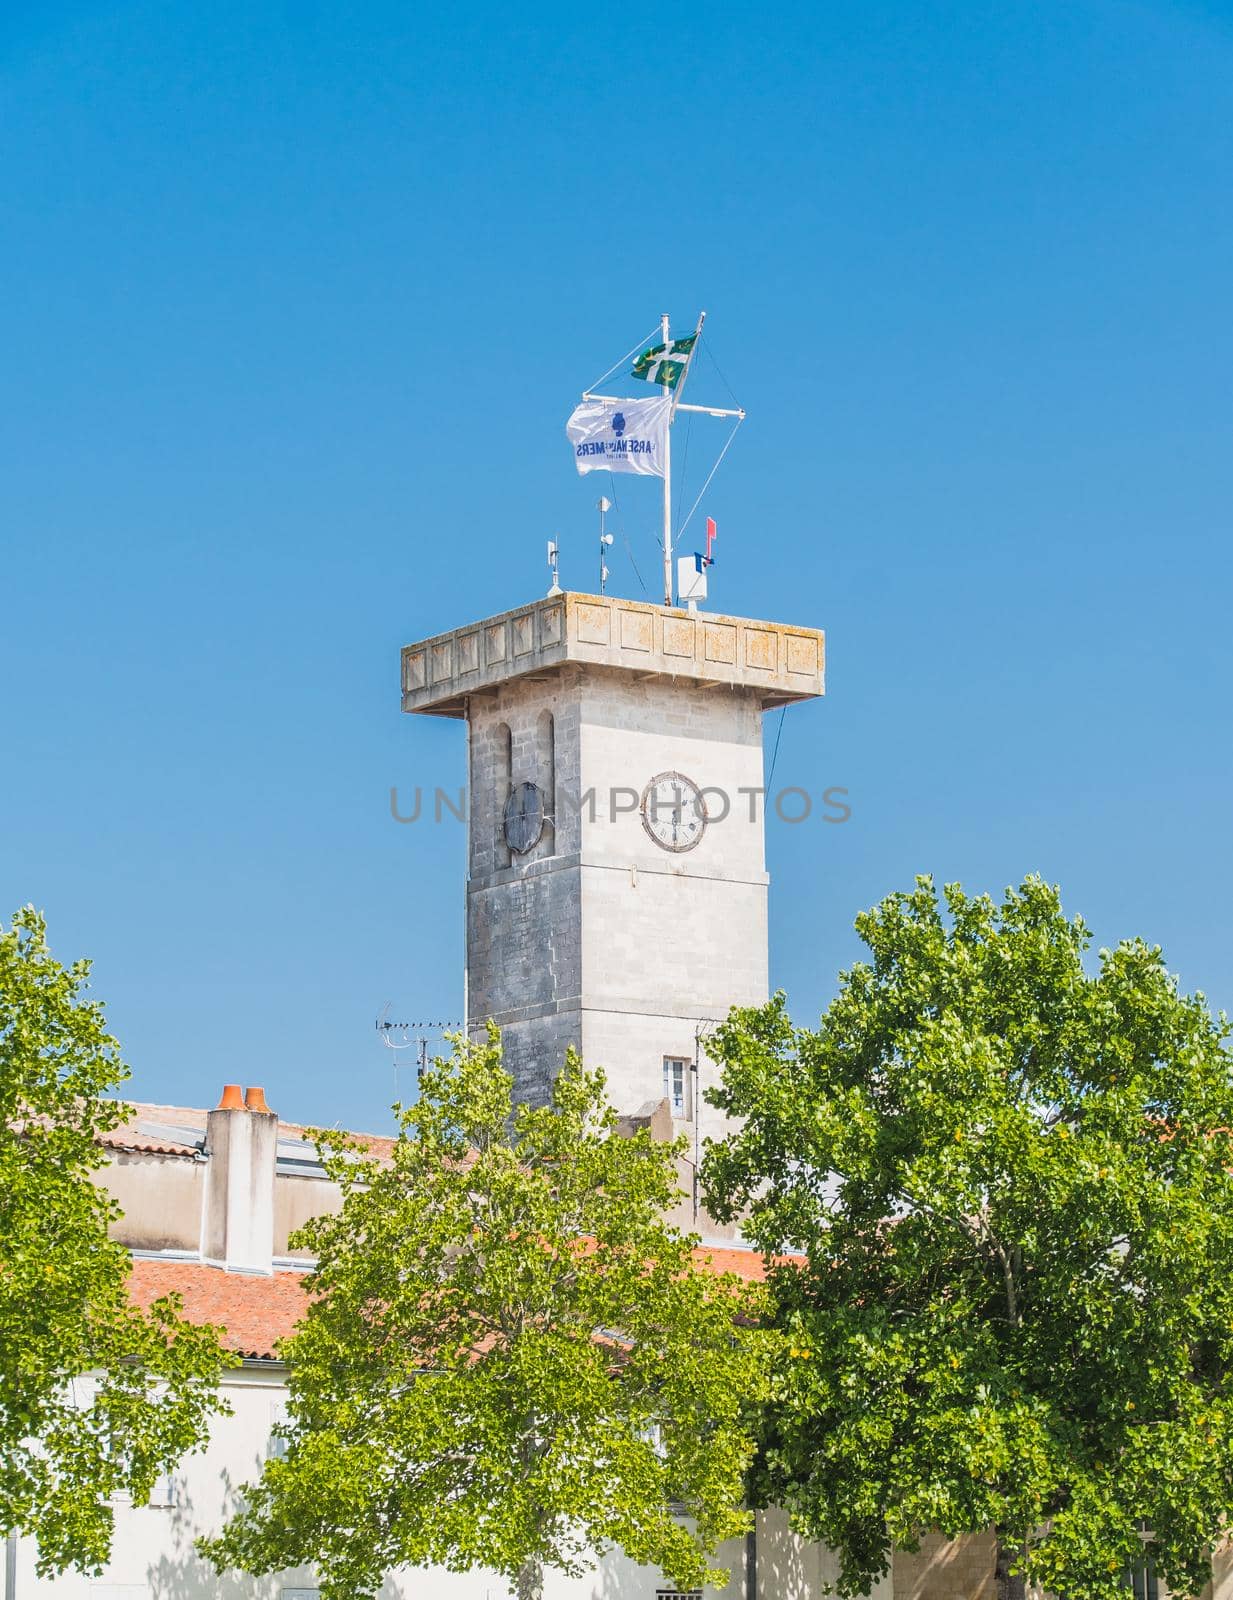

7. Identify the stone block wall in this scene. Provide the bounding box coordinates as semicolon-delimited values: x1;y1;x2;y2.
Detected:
464;660;771;1120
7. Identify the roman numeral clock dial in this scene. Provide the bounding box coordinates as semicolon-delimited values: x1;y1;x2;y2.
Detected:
639;771;708;853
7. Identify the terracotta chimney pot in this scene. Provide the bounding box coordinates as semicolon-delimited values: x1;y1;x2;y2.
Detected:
216;1083;244;1111
244;1085;273;1115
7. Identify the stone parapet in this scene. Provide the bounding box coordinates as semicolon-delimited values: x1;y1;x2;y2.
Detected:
401;592;825;718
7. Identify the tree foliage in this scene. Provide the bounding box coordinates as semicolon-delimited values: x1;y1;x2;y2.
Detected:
202;1028;770;1600
703;876;1233;1600
0;906;231;1574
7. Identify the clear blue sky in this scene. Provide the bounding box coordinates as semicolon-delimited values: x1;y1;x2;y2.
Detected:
4;0;1231;1133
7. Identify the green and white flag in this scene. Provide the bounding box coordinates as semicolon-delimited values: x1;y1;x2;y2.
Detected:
631;333;697;391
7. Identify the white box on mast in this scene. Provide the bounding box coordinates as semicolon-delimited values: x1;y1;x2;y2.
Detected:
677;554;708;607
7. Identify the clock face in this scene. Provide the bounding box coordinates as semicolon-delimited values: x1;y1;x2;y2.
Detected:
640;771;707;853
503;781;545;854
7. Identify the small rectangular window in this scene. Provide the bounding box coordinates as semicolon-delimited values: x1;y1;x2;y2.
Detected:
662;1057;691;1118
147;1472;176;1508
657;1591;703;1600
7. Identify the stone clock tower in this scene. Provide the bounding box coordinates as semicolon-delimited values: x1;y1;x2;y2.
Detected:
401;592;824;1149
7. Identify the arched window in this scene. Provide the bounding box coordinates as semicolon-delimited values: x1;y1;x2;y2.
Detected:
536;710;555;827
495;720;512;868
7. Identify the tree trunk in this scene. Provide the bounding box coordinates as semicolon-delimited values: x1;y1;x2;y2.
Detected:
994;1536;1027;1600
516;1559;544;1600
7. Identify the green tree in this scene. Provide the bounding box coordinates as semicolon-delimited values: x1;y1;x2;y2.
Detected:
202;1027;770;1600
0;907;231;1574
702;876;1233;1600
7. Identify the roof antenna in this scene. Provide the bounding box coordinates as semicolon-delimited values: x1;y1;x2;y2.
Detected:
376;1001;420;1115
375;1006;463;1115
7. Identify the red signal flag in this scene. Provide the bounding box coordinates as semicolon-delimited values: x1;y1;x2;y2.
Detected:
705;517;718;565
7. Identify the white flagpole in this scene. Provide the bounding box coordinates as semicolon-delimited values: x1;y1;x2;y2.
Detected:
671;310;706;420
581;313;732;607
660;312;672;607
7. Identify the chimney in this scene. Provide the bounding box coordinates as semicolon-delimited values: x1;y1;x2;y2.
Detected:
201;1084;279;1273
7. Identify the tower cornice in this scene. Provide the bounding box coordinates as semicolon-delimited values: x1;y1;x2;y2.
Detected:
401;592;824;719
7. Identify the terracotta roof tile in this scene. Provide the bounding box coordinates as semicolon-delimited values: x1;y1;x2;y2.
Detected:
693;1245;767;1281
127;1258;310;1359
102;1129;201;1156
692;1245;803;1281
125;1244;790;1363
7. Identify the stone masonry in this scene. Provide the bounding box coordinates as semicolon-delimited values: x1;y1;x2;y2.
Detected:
401;591;825;1161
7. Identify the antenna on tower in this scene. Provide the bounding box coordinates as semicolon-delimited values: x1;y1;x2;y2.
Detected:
375;1005;462;1115
546;539;562;597
597;497;613;594
375;1002;417;1112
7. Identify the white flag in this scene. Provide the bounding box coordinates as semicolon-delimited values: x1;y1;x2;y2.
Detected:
565;396;670;478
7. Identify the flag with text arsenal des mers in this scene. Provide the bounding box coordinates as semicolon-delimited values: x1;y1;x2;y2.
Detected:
565;396;670;478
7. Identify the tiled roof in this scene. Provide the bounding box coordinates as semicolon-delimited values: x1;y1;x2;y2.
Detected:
125;1243;786;1362
104;1102;399;1164
101;1104;206;1156
696;1244;788;1282
127;1258;311;1360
